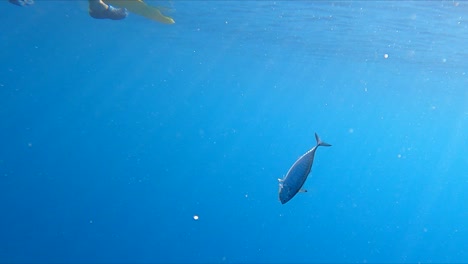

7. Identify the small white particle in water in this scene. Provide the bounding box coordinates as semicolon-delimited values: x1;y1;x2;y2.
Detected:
349;128;354;134
89;220;93;224
397;154;402;158
193;215;199;220
384;53;389;59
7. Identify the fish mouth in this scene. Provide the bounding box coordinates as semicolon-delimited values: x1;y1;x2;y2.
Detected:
279;198;287;204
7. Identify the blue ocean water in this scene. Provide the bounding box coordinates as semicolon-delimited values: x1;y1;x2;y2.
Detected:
1;0;467;263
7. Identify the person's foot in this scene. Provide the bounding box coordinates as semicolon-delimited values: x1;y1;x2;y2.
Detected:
89;4;128;20
9;0;34;6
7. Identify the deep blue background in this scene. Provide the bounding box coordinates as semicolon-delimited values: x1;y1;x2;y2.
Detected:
1;1;467;263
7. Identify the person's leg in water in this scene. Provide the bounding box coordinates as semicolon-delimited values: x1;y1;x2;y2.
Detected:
88;0;128;20
9;0;128;20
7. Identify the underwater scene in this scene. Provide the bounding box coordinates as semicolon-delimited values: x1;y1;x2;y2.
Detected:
1;1;467;263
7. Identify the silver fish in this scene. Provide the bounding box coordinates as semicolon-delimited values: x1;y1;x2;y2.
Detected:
279;133;331;204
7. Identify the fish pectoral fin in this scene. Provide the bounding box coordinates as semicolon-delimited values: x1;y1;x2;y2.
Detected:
299;189;308;193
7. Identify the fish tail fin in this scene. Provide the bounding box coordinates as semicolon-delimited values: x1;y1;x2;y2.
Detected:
315;133;332;147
